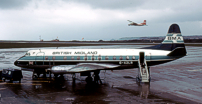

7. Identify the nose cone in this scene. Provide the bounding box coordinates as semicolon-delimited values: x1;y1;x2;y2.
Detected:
14;56;25;67
14;60;18;66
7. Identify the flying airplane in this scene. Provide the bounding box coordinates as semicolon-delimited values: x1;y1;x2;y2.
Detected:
128;20;147;26
14;24;186;83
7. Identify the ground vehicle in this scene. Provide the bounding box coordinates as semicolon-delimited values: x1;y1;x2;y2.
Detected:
2;69;23;82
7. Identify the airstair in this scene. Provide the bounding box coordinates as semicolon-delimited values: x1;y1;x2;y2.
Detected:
137;52;150;83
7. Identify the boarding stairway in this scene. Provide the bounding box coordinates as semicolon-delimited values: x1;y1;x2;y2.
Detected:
137;52;150;83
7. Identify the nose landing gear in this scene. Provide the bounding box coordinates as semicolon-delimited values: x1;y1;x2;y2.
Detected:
32;69;49;79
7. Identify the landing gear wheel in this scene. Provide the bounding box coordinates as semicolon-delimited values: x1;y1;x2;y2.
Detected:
85;76;93;84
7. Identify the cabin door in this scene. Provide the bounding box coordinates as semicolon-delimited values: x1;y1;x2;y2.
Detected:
35;52;45;65
146;53;151;61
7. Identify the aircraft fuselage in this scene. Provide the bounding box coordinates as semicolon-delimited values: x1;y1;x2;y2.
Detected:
14;48;181;70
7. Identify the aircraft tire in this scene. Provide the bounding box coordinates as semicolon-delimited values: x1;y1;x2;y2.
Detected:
85;76;93;84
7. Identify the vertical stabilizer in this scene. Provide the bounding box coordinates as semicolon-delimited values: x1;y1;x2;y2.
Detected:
143;20;146;25
143;24;187;56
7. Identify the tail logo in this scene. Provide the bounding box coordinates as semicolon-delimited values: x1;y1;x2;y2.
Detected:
163;34;184;43
167;34;182;40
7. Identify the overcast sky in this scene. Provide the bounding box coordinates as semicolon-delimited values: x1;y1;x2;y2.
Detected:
0;0;202;41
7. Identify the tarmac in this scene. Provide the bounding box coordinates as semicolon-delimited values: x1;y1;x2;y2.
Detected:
0;45;201;104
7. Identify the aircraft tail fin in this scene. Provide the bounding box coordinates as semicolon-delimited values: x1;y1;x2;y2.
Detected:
143;20;146;25
143;24;187;56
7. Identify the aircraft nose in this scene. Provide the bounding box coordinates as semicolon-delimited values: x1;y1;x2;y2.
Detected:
14;60;18;66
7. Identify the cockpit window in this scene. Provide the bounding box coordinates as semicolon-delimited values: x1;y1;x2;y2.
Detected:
25;52;30;56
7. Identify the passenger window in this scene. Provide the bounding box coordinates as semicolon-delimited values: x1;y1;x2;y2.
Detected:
132;56;136;60
126;56;129;60
63;56;67;60
71;56;74;60
52;56;56;60
45;56;48;60
119;56;123;60
113;56;116;60
98;55;101;60
92;55;95;60
105;56;109;60
84;55;87;60
77;56;80;60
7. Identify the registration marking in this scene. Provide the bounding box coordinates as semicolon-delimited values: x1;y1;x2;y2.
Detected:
119;61;133;65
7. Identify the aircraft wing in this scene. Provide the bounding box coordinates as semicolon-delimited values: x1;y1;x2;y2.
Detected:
127;20;138;25
48;63;120;74
127;20;133;23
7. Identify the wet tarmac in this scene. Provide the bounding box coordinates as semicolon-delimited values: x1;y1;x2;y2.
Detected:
0;45;201;104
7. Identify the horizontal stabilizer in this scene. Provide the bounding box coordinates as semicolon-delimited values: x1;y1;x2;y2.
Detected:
167;47;186;56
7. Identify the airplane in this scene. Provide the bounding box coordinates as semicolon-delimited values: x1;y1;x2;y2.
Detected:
128;20;147;26
14;24;186;83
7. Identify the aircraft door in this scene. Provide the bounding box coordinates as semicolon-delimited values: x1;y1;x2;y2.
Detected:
35;52;45;65
146;53;151;61
139;52;145;64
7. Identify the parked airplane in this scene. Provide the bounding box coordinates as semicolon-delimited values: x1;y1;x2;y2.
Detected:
14;24;186;83
128;20;147;26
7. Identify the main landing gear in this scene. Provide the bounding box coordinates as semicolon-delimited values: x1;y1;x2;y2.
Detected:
85;74;93;84
32;70;43;79
32;69;103;84
85;70;102;84
94;70;102;84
